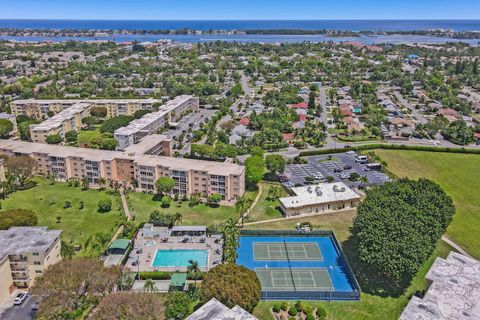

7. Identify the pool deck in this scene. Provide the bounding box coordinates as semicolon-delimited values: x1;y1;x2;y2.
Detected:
124;229;223;273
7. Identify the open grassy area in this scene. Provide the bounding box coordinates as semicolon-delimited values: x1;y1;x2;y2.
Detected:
245;182;287;222
374;149;480;259
1;178;124;249
77;126;103;147
247;210;455;320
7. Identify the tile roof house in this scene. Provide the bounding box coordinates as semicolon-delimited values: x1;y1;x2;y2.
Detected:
437;108;460;118
290;102;308;109
187;298;257;320
238;117;250;126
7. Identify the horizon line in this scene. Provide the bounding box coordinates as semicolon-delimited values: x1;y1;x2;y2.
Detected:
1;18;480;22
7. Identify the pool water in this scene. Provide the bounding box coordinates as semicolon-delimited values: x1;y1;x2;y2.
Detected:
152;249;208;267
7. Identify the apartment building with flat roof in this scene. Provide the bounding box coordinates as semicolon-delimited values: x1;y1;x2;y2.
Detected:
11;98;162;119
0;139;245;201
0;227;62;304
29;102;90;143
114;95;199;150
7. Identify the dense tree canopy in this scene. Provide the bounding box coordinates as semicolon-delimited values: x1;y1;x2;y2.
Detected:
244;155;264;186
46;134;63;144
5;155;37;187
0;209;38;230
352;178;455;280
441;120;474;145
93;292;164;320
155;177;176;194
0;119;13;138
200;264;261;312
265;154;286;174
99;115;134;133
32;259;121;320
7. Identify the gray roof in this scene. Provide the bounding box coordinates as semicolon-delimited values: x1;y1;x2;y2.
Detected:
0;226;62;260
400;252;480;320
171;226;206;232
187;298;257;320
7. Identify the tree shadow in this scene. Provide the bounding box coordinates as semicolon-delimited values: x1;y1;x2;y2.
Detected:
341;233;414;298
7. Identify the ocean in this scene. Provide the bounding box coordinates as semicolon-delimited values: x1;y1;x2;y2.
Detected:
0;20;480;45
0;19;480;32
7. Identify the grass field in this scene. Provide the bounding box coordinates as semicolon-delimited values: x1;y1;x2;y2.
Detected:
248;209;455;320
1;178;124;249
374;150;480;259
77;126;103;147
246;182;286;222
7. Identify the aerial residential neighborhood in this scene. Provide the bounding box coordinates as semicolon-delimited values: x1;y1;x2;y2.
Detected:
0;2;479;320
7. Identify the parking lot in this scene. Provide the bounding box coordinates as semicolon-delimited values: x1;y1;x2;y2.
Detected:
166;109;216;140
283;152;391;189
0;292;35;320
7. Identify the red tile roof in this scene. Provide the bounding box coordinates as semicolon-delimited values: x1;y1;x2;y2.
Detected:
298;114;307;121
239;117;250;126
290;102;308;109
282;133;294;141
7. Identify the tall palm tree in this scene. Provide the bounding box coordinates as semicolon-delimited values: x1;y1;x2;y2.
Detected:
187;259;201;286
359;176;369;188
173;212;183;226
143;278;157;293
98;177;107;190
235;196;253;226
223;218;240;263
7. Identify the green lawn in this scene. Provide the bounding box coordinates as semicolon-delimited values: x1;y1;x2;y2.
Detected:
77;126;103;147
247;210;455;320
2;178;124;249
245;182;286;222
126;192;239;229
374;150;480;259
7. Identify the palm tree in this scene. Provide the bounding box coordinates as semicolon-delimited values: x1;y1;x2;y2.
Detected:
359;176;369;188
98;177;106;190
223;218;240;263
235;196;253;226
173;212;183;226
60;240;75;260
81;177;89;190
143;278;157;293
187;260;201;286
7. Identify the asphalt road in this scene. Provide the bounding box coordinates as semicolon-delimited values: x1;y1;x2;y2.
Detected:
1;295;35;320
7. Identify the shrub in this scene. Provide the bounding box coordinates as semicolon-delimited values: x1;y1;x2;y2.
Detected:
316;305;327;319
272;303;281;313
98;199;113;213
161;195;171;208
138;271;171;280
306;314;315;320
280;301;289;311
0;209;38;230
288;306;297;316
294;300;303;312
63;201;72;209
200;264;261;312
303;305;313;314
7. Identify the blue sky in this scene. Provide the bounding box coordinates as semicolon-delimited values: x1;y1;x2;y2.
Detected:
1;0;479;20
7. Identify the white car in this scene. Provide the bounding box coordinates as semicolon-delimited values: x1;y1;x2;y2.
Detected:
340;173;351;179
13;291;28;305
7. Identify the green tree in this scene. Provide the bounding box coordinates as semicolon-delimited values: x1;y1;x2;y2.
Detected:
244;155;264;187
60;240;75;260
99;115;134;133
200;264;261;312
352;178;455;280
441;120;474;145
0;119;13;138
90;106;108;118
207;193;223;206
0;209;38;230
143;278;158;293
265;154;286;174
64;130;78;143
164;291;193;320
155;177;175;194
235;195;253;226
223;218;240;263
46;134;63;144
97;199;112;212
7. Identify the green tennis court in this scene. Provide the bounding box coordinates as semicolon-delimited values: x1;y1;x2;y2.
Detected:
255;267;333;291
253;242;323;261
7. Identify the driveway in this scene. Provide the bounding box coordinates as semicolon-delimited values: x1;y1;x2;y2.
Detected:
1;293;35;320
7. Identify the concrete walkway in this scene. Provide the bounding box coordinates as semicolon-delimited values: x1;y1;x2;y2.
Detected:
120;191;132;220
441;235;473;259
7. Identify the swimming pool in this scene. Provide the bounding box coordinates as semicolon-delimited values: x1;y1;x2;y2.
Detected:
152;249;209;268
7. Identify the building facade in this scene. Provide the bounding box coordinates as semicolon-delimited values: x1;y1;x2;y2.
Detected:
0;140;245;201
114;95;199;150
0;227;62;304
279;182;361;217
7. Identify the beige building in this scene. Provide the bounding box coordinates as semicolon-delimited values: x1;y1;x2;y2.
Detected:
0;227;62;304
29;102;90;143
0;139;245;201
11;98;162;119
279;182;361;217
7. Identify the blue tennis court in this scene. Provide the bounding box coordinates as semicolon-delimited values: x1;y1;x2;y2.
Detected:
237;230;360;300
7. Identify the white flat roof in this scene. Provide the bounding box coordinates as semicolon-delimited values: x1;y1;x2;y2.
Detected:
279;182;360;208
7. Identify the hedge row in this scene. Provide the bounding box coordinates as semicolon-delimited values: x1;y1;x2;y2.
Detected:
137;271;206;280
299;143;480;157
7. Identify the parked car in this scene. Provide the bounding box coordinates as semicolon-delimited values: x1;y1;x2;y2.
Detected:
340;173;351;179
343;165;353;170
14;291;28;305
333;167;342;173
355;155;368;164
283;181;294;188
